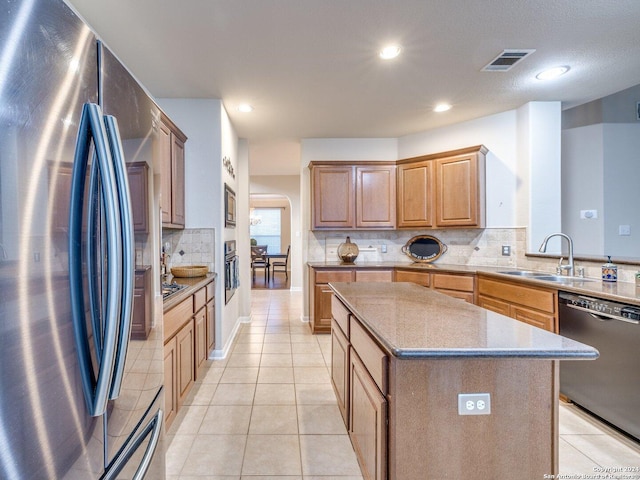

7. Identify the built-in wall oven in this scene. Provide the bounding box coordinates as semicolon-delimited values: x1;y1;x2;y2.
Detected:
559;291;640;441
225;240;239;304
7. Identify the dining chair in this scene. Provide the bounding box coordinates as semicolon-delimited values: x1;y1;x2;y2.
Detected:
270;245;290;280
251;245;269;281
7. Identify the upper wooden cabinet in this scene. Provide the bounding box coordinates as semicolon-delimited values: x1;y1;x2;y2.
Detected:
397;160;433;228
158;114;187;229
310;162;396;230
127;162;149;233
397;145;487;229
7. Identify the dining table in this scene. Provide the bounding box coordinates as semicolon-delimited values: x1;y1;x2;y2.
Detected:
264;252;288;280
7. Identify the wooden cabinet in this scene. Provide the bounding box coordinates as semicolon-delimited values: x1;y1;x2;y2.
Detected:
330;295;387;480
431;272;475;303
477;275;558;332
309;267;355;333
158;114;187;228
176;320;195;408
131;266;152;340
356;165;396;229
163;278;215;428
435;151;484;227
310;162;396;230
397;145;487;229
350;350;387;480
397;160;433;228
331;318;350;426
163;336;178;428
394;269;474;303
127;162;149;233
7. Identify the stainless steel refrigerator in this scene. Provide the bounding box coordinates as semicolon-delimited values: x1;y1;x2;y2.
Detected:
0;0;164;478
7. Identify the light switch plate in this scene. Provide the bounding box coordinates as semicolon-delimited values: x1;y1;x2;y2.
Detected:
458;393;491;415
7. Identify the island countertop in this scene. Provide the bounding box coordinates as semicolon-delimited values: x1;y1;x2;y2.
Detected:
329;281;598;360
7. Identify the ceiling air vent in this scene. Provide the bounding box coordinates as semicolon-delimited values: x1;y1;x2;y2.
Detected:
482;49;535;72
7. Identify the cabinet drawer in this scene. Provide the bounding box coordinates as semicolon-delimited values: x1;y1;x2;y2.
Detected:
394;269;430;287
331;295;350;336
478;278;555;314
206;281;214;301
432;274;474;292
164;297;193;342
355;269;393;282
349;318;387;394
194;286;206;312
315;269;354;284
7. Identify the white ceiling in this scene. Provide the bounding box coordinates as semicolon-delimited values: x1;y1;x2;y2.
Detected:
67;0;640;175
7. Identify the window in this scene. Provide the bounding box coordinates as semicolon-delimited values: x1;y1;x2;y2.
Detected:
250;208;281;252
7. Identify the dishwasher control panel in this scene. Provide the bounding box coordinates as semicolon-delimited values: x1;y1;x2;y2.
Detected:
560;291;640;324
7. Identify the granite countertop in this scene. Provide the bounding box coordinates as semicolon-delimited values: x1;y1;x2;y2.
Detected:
329;281;599;360
309;261;640;305
163;272;217;311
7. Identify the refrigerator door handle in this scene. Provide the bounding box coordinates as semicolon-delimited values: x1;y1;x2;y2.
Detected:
103;408;164;480
103;114;135;400
69;102;123;417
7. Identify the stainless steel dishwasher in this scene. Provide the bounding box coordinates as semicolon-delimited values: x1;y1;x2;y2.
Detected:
559;291;640;441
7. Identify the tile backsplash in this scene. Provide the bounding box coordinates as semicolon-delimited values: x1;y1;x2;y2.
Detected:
161;228;215;273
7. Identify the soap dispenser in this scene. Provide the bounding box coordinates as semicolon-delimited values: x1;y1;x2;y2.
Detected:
602;256;617;282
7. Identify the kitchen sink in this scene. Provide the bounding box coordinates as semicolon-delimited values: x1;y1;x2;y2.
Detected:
498;271;551;277
498;271;595;283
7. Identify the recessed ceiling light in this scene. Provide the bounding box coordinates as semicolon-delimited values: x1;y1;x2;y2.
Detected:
434;103;452;113
379;45;401;60
536;66;570;80
238;103;253;113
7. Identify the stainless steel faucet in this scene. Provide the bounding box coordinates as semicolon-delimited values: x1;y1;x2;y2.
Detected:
539;233;574;276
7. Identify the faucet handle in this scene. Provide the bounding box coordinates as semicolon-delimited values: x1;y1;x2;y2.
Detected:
556;257;564;275
577;266;585;278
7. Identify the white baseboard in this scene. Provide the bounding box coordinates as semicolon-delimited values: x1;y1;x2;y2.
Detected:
209;315;249;360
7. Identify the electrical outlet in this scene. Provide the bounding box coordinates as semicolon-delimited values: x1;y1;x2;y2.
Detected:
381;244;387;253
458;393;491;415
501;245;511;256
619;225;631;236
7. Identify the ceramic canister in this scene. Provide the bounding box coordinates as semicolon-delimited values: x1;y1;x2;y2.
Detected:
602;256;617;282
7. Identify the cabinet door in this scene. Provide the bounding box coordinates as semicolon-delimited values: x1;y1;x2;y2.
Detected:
313;284;335;333
127;162;148;233
512;305;556;332
477;295;511;316
435;153;482;227
397;160;432;228
356;165;396;228
177;320;195;408
194;308;207;379
311;165;355;229
163;337;178;429
331;320;350;427
206;299;215;356
171;134;186;227
157;120;172;224
350;351;387;480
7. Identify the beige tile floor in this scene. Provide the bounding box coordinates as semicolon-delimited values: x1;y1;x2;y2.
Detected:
166;289;640;479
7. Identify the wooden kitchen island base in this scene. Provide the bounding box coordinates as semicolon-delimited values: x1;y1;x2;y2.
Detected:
389;357;557;478
329;282;597;480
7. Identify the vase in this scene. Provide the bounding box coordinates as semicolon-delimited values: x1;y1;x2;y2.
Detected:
337;236;359;263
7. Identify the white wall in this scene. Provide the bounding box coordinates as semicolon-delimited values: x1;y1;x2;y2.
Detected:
562;124;605;255
250;175;302;291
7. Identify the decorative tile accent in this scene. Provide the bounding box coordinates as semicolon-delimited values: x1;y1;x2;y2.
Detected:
162;228;215;273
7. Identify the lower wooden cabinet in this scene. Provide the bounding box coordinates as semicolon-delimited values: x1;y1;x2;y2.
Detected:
177;319;195;408
349;350;387;480
163;336;178;429
163;278;215;429
477;275;557;332
331;319;350;426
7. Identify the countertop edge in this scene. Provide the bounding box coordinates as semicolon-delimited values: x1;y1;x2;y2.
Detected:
330;282;599;361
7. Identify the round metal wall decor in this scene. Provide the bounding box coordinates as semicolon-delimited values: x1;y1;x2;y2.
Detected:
401;235;447;263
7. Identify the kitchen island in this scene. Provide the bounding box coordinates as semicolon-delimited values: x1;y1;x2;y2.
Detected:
329;281;598;480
